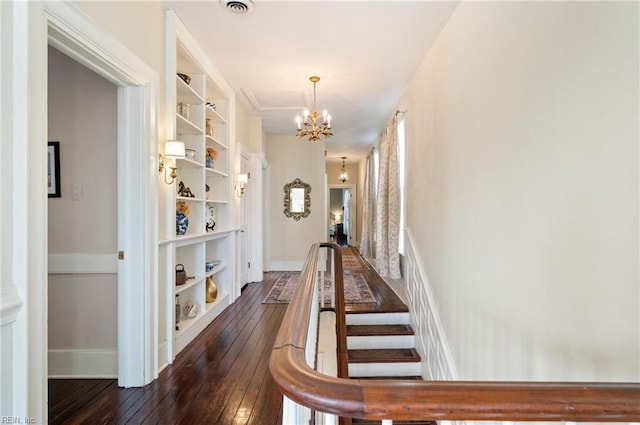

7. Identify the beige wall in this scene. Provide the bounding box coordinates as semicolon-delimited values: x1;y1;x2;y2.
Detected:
266;135;325;269
235;103;263;153
325;162;359;186
75;1;166;138
74;1;165;74
235;101;251;149
47;46;118;352
398;1;639;381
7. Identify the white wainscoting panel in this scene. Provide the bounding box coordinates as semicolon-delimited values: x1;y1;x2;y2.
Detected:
48;349;117;378
48;253;117;274
404;228;458;381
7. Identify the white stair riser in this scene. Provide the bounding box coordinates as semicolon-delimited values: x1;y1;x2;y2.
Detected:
347;335;415;350
349;362;421;377
346;312;409;325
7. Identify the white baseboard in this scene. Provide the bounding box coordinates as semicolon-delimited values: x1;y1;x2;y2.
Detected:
48;349;117;378
270;260;304;271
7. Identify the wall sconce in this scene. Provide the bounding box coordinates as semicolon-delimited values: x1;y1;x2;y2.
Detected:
159;140;185;184
235;173;249;197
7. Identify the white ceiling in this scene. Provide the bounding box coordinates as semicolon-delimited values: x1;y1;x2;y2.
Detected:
163;0;459;164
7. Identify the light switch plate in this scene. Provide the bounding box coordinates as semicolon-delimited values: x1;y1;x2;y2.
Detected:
72;184;82;200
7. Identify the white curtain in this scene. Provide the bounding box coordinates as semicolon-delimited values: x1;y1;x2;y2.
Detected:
374;115;401;279
359;152;376;258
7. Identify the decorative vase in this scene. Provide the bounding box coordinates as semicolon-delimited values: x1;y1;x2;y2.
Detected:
206;276;218;303
206;204;216;232
176;211;189;235
206;157;214;168
205;118;213;136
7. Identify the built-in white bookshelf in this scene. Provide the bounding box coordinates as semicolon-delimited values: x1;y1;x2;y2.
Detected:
159;10;237;364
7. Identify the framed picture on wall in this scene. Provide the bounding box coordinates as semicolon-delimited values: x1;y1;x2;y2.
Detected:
48;141;61;198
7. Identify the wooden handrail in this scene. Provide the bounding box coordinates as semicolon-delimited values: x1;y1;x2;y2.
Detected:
269;243;640;422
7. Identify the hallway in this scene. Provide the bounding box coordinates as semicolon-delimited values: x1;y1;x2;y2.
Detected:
48;250;408;424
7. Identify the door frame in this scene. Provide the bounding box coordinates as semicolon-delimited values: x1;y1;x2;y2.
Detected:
7;2;158;419
239;150;251;287
328;184;357;247
46;0;160;388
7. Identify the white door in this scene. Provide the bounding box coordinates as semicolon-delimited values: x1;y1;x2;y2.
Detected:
239;155;250;286
343;188;351;245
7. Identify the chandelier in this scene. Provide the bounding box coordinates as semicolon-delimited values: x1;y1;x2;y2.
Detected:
339;157;348;183
295;76;332;142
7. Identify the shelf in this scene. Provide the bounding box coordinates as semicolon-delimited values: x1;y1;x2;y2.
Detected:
206;135;227;150
204;228;236;238
205;167;228;178
165;10;235;364
176;75;204;104
205;106;227;125
159;228;237;246
175;291;228;339
175;276;204;295
166;229;234;246
204;293;227;313
206;262;226;277
176;157;202;168
176;113;203;136
176;196;206;202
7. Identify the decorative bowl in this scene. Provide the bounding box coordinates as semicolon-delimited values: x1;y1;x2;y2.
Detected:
205;102;216;111
185;148;197;160
177;73;191;85
205;260;221;272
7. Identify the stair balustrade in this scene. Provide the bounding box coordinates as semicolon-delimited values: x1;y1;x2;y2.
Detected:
269;243;640;424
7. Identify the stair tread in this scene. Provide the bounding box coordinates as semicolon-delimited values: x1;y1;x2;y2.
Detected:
346;307;409;314
348;348;421;363
347;324;414;336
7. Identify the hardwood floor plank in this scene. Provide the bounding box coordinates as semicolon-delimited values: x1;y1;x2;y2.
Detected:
173;299;283;424
96;387;147;425
124;283;268;424
207;306;286;424
48;264;407;425
49;379;114;425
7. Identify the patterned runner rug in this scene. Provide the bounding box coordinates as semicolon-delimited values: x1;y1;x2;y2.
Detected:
262;271;376;304
342;247;369;270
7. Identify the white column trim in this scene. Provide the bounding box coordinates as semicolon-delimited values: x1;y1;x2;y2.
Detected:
248;152;265;282
0;286;23;327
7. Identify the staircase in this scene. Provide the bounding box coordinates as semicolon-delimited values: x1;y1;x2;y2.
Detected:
346;312;435;425
346;312;420;378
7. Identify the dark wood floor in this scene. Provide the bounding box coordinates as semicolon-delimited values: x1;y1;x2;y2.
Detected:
48;248;407;425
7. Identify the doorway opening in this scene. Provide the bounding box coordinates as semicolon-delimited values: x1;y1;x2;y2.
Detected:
47;45;119;380
43;0;159;394
328;185;357;247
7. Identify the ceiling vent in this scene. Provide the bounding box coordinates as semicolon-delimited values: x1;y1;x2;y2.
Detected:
220;0;254;15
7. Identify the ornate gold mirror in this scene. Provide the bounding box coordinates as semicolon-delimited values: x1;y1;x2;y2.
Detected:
284;178;311;220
